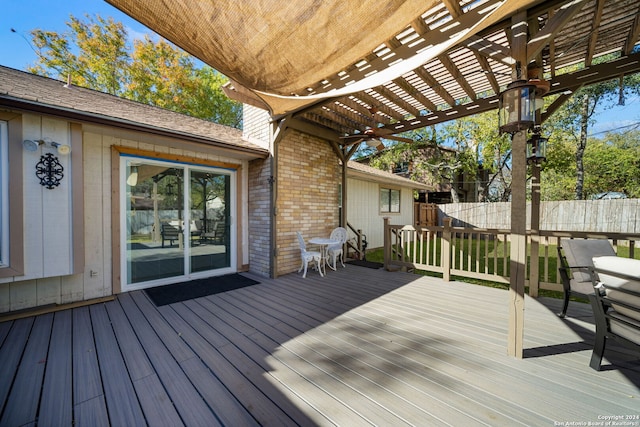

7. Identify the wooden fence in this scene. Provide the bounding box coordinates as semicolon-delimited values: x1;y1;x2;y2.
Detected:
414;202;438;227
383;217;640;296
437;199;640;233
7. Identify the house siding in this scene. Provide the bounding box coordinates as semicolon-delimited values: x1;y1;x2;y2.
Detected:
347;177;416;249
0;116;250;314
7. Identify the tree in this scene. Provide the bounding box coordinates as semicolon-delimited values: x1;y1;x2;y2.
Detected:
439;112;514;201
583;130;640;198
27;14;242;128
29;15;129;95
545;55;640;199
365;111;515;203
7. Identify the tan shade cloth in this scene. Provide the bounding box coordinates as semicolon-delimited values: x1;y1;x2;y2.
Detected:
107;0;537;115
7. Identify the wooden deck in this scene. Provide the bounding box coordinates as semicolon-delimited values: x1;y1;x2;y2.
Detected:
1;265;639;426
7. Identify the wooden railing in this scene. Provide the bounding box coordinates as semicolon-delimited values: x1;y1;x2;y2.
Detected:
383;217;640;295
346;223;367;260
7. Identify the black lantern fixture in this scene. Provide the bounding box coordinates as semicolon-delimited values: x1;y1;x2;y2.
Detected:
526;132;548;164
498;80;538;134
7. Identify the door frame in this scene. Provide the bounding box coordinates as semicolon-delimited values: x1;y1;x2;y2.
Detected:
112;146;242;293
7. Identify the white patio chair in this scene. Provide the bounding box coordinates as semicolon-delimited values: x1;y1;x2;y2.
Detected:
327;227;348;270
296;232;323;278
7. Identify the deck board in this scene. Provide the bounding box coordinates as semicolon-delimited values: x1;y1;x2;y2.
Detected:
121;292;222;427
0;266;639;426
105;299;185;427
89;303;147;426
0;320;11;346
159;301;273;426
72;306;104;405
0;313;52;426
39;310;73;427
0;317;33;411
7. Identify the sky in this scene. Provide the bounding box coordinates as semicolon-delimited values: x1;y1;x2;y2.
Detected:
1;0;639;136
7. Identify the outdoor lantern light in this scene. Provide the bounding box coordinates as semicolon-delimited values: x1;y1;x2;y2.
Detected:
498;80;538;134
526;133;547;164
50;141;71;155
22;138;71;155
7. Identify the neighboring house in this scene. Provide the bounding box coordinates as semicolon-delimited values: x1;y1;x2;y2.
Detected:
0;67;428;314
346;161;432;249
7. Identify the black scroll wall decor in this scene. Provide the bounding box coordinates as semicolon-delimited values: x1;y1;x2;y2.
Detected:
36;153;64;189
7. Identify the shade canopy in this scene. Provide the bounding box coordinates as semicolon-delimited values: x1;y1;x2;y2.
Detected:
107;0;640;140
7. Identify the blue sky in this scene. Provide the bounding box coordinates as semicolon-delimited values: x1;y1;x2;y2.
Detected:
1;0;638;135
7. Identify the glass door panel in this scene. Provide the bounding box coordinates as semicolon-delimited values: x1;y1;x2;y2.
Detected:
190;170;231;273
125;161;185;284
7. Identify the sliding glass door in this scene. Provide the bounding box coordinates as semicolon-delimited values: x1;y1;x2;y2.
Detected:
121;156;235;291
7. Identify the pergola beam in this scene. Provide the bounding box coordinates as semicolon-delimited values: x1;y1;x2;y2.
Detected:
585;0;605;66
624;9;640;55
526;0;588;62
374;51;640;134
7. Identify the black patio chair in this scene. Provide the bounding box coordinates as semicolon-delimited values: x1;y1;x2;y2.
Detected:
557;238;616;318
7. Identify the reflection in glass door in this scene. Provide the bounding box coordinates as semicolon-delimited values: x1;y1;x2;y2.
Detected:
122;157;235;290
190;170;231;273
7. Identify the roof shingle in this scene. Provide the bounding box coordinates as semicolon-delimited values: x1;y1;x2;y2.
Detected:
0;66;268;157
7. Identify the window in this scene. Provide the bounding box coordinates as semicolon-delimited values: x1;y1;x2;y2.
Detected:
0;121;7;267
392;161;409;174
380;188;400;213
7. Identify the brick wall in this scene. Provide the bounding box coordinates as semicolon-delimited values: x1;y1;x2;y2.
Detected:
243;104;340;277
248;157;272;277
242;105;271;149
276;130;340;276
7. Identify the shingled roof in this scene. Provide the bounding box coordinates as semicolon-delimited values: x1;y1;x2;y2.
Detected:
0;66;268;158
347;160;433;190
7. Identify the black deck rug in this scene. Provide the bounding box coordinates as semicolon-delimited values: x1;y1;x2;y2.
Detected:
145;273;260;306
346;259;384;269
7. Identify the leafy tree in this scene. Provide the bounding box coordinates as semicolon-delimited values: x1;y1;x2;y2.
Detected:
539;136;575;201
439;112;515;201
27;14;242;128
583;130;640;198
545;54;640;199
29;15;129;95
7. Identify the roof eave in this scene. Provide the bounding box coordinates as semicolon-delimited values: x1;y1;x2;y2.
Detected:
0;96;269;160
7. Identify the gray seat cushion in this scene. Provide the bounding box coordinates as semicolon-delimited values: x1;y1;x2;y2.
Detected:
563;239;615;284
593;256;640;325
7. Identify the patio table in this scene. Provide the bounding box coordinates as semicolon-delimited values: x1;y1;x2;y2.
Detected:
309;237;340;275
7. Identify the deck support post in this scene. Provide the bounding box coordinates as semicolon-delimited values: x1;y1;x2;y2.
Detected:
508;129;527;358
507;11;528;358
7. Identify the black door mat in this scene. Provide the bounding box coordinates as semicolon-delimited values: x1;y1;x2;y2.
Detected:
145;273;260;306
346;260;384;269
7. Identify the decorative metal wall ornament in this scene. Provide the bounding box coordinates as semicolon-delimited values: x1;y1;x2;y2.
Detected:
35;153;64;189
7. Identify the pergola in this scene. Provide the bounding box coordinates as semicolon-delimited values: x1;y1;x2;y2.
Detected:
107;0;640;357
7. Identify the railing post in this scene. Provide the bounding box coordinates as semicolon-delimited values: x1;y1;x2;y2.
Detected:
442;217;452;281
383;217;390;270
